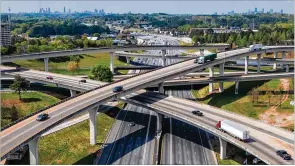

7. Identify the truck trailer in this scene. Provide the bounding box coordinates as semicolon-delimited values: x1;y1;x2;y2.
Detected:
194;53;217;64
216;120;250;142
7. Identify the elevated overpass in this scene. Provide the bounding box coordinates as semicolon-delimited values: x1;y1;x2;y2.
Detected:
1;67;293;164
1;44;229;63
0;46;293;164
120;91;294;165
1;66;292;92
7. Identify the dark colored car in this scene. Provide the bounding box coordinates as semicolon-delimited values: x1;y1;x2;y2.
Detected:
112;86;123;92
192;110;203;116
36;113;49;121
46;76;53;80
80;79;86;83
276;150;291;160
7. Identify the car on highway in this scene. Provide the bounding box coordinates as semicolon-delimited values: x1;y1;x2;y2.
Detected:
276;150;291;160
46;76;53;80
36;113;49;121
129;122;135;126
253;158;262;165
79;79;86;83
112;86;123;92
192;110;203;116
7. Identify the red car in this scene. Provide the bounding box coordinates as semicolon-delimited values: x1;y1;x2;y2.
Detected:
46;76;53;80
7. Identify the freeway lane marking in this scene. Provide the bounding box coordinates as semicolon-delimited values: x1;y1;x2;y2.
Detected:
141;110;152;165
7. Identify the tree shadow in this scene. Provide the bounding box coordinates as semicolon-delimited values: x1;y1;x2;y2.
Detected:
21;98;42;103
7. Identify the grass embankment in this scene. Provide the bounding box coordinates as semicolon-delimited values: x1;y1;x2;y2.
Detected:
192;79;284;119
1;92;60;127
38;112;116;165
12;53;129;75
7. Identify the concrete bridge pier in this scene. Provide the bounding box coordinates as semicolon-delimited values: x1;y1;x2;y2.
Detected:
126;57;131;64
273;52;278;70
70;90;77;97
281;51;286;69
257;54;261;74
162;50;167;67
219;137;227;160
235;81;239;94
219;63;224;92
245;56;249;74
158;82;164;94
44;58;49;72
89;107;99;145
285;65;289;72
156;113;164;137
110;52;115;74
209;66;214;93
29;137;40;165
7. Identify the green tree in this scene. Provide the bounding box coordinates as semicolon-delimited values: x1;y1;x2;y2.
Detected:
9;74;30;100
1;47;8;55
93;33;100;37
90;65;113;82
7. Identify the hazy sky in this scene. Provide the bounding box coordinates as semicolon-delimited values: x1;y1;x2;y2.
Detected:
1;1;294;14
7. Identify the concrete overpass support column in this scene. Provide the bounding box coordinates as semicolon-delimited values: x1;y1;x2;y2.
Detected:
257;54;261;74
158;82;164;94
44;58;49;72
162;50;166;67
286;65;289;72
273;52;278;70
110;52;115;74
70;90;77;97
219;63;224;92
209;66;214;93
281;51;286;69
29;137;40;165
235;81;239;95
245;56;249;74
126;57;131;64
89;107;98;145
156;113;164;136
219;137;227;160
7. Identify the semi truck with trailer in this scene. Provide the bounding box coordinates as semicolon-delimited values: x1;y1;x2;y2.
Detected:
194;53;217;64
249;44;263;51
216;120;250;142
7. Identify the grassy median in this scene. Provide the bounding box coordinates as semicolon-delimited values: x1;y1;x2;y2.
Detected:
10;53;128;75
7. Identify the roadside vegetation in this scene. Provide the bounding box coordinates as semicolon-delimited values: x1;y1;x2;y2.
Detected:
7;52;128;76
1;91;60;127
192;78;294;130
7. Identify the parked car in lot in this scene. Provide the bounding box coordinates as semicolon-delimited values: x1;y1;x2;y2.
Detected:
46;76;53;80
276;150;291;160
36;113;49;121
112;86;123;92
192;110;203;116
79;79;86;83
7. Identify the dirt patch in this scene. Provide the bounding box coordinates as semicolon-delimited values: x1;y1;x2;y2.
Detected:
259;79;293;127
1;99;23;107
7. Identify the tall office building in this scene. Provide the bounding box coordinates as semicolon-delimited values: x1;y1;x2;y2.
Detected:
64;6;66;13
254;8;258;13
280;9;283;14
1;15;11;46
262;8;264;13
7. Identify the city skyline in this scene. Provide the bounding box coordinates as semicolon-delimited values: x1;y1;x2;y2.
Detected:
1;1;294;14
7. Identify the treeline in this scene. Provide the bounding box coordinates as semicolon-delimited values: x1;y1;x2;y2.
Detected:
1;36;113;55
191;24;294;47
12;19;110;37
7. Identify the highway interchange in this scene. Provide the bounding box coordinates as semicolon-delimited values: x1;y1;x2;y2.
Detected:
0;34;294;165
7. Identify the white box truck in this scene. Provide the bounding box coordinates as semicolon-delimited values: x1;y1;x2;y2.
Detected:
216;120;250;142
249;44;263;51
